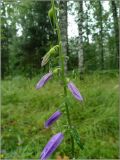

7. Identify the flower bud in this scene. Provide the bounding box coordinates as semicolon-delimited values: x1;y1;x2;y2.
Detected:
41;45;59;67
53;67;61;74
66;78;70;83
41;52;50;67
48;7;55;27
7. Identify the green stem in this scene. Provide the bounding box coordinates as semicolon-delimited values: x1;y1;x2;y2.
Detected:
51;0;74;157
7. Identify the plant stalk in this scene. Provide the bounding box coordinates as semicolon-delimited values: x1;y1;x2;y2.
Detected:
51;0;74;157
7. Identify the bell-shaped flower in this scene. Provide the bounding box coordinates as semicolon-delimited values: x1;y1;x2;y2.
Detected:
40;133;64;160
36;72;52;90
67;82;83;101
45;110;62;128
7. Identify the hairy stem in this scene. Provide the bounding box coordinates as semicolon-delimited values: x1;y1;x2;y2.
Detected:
51;0;74;157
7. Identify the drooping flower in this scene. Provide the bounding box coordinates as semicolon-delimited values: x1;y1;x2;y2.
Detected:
67;82;83;101
40;133;64;160
45;110;62;128
36;72;52;89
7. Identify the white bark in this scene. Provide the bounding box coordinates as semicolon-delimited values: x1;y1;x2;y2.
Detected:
59;0;68;72
77;1;84;77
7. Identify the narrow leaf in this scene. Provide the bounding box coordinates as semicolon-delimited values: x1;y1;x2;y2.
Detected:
71;127;84;149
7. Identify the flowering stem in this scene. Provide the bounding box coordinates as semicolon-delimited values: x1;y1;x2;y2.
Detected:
51;0;74;157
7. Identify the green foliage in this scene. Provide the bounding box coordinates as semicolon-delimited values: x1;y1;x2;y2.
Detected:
71;127;83;149
1;0;119;78
1;1;11;79
1;1;58;78
1;73;119;159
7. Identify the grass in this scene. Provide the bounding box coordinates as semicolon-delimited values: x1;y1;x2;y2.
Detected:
1;72;119;159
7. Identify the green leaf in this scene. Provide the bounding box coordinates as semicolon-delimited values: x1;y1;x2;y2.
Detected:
71;127;84;149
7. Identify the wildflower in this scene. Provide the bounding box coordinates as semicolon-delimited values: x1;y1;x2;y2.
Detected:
67;82;83;101
40;133;64;160
36;72;52;89
45;110;62;128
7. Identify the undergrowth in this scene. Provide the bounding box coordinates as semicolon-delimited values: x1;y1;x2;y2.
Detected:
1;72;119;159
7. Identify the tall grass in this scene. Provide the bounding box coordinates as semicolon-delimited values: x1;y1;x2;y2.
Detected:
1;73;119;159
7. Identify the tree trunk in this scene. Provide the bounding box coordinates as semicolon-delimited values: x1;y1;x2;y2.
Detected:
77;0;84;79
98;0;104;70
85;0;90;44
111;0;119;68
59;0;68;72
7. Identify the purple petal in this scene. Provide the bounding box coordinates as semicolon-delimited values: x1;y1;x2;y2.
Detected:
36;72;52;89
68;82;83;101
45;111;62;128
40;133;64;160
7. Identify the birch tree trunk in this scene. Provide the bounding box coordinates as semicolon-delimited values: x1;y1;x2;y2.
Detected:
111;0;119;68
77;0;84;79
59;0;68;72
98;0;104;70
84;0;90;44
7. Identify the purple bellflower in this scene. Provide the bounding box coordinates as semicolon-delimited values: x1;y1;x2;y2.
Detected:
36;72;52;89
45;110;62;128
68;82;83;101
40;132;64;160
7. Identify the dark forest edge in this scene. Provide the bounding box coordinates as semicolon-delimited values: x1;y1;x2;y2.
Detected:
1;0;119;79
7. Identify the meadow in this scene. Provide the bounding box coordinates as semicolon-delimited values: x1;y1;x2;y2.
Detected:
1;71;119;159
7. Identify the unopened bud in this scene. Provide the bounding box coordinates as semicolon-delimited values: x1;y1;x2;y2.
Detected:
66;78;70;83
53;67;61;74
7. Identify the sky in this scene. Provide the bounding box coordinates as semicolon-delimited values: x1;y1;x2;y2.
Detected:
68;1;109;38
